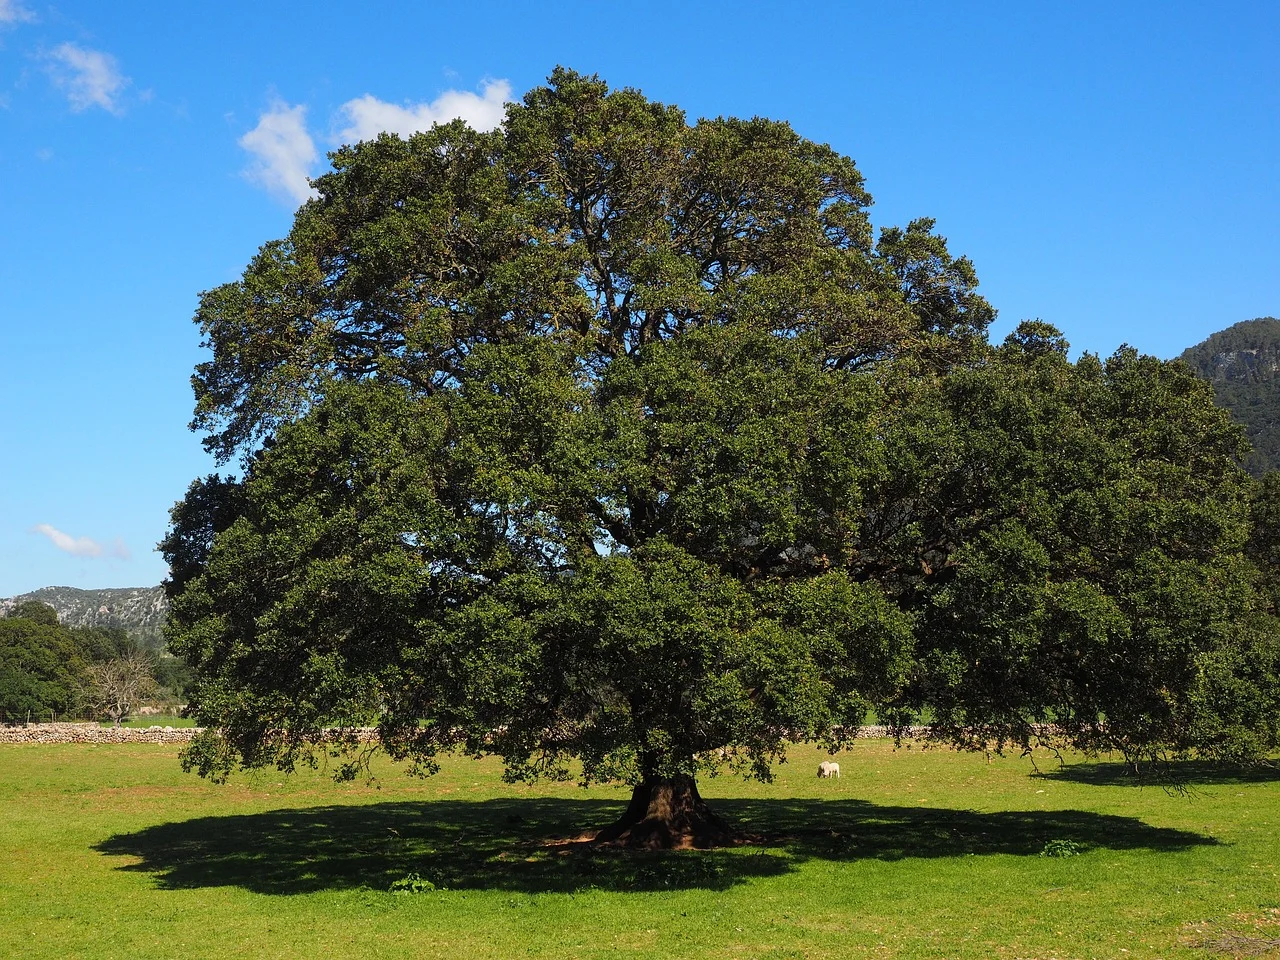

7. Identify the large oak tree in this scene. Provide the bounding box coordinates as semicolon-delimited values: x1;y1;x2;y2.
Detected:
165;70;1279;846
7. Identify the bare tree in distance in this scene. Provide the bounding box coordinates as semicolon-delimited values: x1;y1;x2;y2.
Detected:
82;657;157;727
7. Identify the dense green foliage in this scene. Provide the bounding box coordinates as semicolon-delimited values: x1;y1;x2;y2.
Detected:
165;70;1280;822
901;330;1280;765
0;606;86;720
1179;317;1280;476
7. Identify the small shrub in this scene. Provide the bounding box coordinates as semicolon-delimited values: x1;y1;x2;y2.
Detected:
1040;838;1083;858
388;872;435;894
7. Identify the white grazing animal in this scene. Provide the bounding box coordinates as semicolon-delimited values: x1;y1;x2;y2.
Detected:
817;760;841;779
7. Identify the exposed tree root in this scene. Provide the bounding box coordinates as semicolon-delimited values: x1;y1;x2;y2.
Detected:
593;775;735;849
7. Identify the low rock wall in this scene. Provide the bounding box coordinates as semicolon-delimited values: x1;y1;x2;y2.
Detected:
0;723;929;746
0;722;201;744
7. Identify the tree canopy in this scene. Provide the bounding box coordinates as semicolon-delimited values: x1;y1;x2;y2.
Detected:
0;607;84;721
165;69;1280;846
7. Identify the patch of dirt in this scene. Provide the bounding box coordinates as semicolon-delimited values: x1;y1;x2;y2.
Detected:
1187;913;1280;957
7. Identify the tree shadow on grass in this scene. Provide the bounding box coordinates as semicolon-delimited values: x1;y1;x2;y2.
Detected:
1034;759;1280;788
95;796;1216;896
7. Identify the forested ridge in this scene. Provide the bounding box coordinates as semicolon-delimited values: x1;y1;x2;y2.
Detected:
0;585;168;647
1180;317;1280;476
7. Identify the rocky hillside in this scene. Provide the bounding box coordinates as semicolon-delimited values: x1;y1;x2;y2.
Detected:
0;585;168;647
1179;317;1280;476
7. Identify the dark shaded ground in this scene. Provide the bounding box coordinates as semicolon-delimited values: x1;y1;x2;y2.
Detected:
95;796;1217;896
1033;758;1280;788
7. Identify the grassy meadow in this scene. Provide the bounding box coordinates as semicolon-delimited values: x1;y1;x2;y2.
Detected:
1;739;1277;960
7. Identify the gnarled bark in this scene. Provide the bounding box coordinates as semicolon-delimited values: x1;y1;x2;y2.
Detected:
594;775;734;849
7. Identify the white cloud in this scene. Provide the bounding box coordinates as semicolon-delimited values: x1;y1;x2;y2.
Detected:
33;523;102;557
32;524;129;560
45;43;128;114
336;78;510;145
238;79;510;205
0;0;35;24
239;100;318;205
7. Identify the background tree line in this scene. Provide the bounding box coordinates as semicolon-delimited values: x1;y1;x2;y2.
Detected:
0;600;189;723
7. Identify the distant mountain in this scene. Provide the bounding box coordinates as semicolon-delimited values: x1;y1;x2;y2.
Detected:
1179;317;1280;477
0;585;168;647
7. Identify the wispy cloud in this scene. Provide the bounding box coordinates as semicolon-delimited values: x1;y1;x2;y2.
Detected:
45;43;129;114
336;79;510;145
32;524;130;560
239;99;318;205
0;0;35;25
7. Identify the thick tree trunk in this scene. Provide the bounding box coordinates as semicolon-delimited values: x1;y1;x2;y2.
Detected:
593;774;734;849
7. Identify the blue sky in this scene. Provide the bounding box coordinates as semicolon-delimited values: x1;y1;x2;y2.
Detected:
0;1;1276;596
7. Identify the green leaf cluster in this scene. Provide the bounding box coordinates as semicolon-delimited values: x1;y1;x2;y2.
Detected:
897;331;1280;765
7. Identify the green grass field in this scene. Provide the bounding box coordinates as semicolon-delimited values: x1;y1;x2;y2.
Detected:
1;740;1277;960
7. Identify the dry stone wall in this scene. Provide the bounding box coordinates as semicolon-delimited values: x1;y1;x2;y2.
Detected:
0;722;200;744
1;723;923;746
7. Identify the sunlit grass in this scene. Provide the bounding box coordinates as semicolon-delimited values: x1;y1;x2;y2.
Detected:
1;740;1277;959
